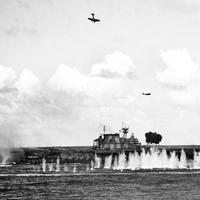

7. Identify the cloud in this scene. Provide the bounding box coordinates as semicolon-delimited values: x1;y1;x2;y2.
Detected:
0;65;16;88
118;94;134;104
23;28;39;34
161;0;200;13
156;48;199;88
90;52;136;78
156;48;200;106
168;89;197;106
0;50;200;147
48;53;137;103
15;69;41;95
0;87;18;94
48;64;87;92
5;52;198;146
18;1;31;10
6;26;20;36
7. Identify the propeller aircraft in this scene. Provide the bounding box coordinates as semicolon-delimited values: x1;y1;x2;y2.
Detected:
142;93;151;95
88;13;100;23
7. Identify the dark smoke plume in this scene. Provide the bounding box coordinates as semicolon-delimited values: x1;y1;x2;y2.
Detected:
145;132;162;145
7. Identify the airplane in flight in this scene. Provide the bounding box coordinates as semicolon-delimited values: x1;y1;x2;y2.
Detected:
142;93;151;95
88;13;100;23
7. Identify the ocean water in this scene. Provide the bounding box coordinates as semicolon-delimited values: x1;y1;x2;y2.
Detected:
0;165;200;200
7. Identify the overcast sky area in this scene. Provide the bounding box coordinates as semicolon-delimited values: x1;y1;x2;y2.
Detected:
1;0;200;147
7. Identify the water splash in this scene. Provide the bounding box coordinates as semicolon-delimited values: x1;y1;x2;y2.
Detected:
179;149;187;169
127;151;140;170
117;151;127;170
91;160;94;170
99;148;200;170
193;151;200;169
73;163;76;173
104;155;112;169
42;158;46;172
113;155;118;170
56;157;60;172
49;163;54;171
94;154;101;168
64;163;68;172
37;165;41;172
0;148;10;165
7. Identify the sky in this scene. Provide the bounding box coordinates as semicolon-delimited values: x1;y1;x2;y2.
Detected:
1;0;200;147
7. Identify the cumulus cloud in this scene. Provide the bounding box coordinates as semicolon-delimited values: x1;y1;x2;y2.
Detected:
0;65;16;88
48;53;137;103
1;50;200;146
90;52;136;78
118;94;134;104
168;89;197;106
161;0;200;13
48;64;87;92
85;52;137;101
0;52;164;146
15;69;41;95
156;48;199;87
155;48;200;106
86;77;130;99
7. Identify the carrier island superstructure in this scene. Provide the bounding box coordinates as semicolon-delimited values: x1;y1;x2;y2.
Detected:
93;125;142;155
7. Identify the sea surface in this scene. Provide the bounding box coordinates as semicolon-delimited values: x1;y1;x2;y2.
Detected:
0;165;200;200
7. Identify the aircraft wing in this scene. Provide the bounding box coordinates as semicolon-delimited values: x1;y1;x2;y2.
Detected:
88;18;94;22
94;18;100;22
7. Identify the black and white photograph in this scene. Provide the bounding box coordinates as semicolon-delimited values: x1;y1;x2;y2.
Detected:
0;0;200;199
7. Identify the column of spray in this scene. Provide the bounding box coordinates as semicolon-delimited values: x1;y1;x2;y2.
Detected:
117;151;127;170
168;151;179;168
179;149;187;168
159;149;169;169
140;148;151;169
126;147;191;170
91;160;94;170
113;155;118;170
94;154;101;168
42;157;46;172
149;147;163;168
64;163;68;171
127;151;140;170
56;157;60;172
49;163;54;171
192;151;200;169
73;163;76;173
104;155;112;169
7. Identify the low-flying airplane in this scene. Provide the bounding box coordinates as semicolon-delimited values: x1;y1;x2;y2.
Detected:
88;13;100;23
142;93;151;95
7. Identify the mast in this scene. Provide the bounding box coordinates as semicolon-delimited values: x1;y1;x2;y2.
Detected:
103;125;106;134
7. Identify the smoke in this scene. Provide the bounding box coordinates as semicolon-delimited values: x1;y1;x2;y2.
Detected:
145;132;162;144
0;122;21;164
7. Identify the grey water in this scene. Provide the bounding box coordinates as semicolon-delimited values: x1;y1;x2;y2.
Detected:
0;165;200;200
